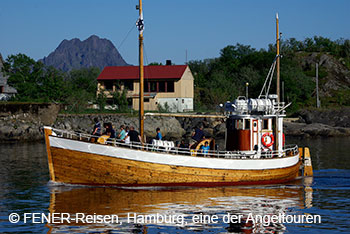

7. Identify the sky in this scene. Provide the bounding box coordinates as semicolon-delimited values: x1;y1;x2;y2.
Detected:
0;0;349;65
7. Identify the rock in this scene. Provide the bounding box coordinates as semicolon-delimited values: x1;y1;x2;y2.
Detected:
301;52;350;97
203;128;214;137
144;117;185;140
296;107;350;128
214;123;226;137
284;121;350;137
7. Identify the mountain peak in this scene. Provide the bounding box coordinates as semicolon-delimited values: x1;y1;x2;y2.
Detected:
41;35;128;72
87;35;100;40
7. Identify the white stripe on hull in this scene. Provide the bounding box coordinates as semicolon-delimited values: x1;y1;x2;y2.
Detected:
49;136;299;170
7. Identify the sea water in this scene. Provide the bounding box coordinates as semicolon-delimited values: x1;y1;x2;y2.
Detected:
0;137;349;233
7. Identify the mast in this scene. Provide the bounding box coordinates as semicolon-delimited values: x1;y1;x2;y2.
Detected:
137;0;144;140
276;13;280;102
275;13;280;152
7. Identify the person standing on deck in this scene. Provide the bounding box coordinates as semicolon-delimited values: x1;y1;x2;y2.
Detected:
128;126;142;143
103;122;116;139
118;125;126;140
92;117;101;136
124;126;130;144
155;127;162;140
201;141;210;157
189;125;205;148
91;117;101;142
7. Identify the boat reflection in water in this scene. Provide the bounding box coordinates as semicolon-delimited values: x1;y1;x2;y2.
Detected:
46;179;313;233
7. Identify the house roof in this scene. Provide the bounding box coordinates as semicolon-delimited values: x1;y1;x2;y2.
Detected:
97;65;188;80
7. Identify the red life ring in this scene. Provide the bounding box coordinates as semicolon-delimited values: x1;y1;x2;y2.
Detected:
262;132;274;148
283;133;285;146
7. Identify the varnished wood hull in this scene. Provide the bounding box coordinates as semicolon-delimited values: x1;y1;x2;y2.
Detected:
49;147;300;186
44;128;301;186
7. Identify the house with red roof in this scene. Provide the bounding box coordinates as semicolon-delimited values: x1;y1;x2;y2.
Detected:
97;64;194;112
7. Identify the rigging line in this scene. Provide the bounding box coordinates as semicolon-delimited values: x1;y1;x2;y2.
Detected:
258;55;278;98
143;42;150;65
117;23;136;50
259;61;275;98
266;61;277;96
143;42;151;86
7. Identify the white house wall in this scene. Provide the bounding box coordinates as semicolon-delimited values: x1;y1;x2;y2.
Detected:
157;98;193;112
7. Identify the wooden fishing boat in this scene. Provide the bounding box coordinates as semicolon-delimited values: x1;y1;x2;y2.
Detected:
44;6;312;187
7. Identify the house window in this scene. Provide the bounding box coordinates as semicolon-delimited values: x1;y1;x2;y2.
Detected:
159;81;166;92
0;86;3;93
167;81;174;92
150;81;157;92
144;98;150;103
144;80;174;92
123;80;133;91
127;98;132;106
104;81;114;90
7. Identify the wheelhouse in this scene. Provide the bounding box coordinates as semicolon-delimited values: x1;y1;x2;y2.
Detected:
224;95;286;156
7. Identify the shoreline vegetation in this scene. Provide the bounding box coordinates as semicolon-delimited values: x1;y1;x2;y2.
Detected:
1;36;350;142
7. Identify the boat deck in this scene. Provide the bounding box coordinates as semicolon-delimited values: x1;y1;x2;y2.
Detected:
48;128;299;160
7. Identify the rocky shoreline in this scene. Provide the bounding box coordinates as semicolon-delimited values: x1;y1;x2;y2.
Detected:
1;103;350;143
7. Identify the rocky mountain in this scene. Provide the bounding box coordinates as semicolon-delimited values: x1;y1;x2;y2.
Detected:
41;35;128;71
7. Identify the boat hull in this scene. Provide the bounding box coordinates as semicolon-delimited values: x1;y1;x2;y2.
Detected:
49;146;300;186
45;130;301;187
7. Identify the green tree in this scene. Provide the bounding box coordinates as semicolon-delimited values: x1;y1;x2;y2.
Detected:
68;67;100;95
3;54;67;102
96;90;107;111
111;89;128;110
148;62;163;66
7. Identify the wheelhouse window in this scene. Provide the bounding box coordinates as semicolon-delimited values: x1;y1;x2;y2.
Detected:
244;119;250;130
236;119;244;130
262;119;269;130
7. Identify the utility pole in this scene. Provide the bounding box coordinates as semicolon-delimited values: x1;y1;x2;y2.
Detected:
316;63;321;108
246;82;249;99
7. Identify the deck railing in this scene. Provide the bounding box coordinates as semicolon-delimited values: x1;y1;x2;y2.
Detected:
49;128;299;160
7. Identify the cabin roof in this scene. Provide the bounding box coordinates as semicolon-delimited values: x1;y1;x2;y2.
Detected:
97;65;187;80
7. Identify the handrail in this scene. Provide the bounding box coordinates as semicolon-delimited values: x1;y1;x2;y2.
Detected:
49;128;299;160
